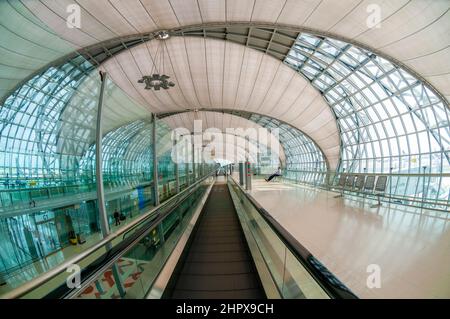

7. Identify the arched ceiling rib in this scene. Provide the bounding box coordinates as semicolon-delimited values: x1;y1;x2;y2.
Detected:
0;1;447;206
160;110;328;172
98;36;340;169
160;111;287;162
20;0;450;102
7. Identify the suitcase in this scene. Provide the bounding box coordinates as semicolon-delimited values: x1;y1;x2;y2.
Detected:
77;233;86;244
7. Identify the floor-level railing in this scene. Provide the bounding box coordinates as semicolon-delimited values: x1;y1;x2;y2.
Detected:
280;170;450;212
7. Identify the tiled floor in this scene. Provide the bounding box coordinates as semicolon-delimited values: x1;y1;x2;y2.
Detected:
248;176;450;298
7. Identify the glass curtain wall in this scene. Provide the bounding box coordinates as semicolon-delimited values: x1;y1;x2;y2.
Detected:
0;56;102;283
156;122;177;202
79;85;152;227
285;33;450;207
248;114;327;184
0;56;213;286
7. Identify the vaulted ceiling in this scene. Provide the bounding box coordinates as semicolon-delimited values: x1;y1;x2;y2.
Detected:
1;0;449;172
98;37;339;167
162;110;287;162
14;0;450;102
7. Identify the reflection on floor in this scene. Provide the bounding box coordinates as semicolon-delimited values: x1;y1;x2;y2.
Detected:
249;177;450;298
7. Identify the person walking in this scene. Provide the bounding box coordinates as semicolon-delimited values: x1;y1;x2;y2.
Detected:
113;210;121;226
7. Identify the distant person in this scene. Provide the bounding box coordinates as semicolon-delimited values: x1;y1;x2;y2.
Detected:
113;210;121;226
265;167;282;182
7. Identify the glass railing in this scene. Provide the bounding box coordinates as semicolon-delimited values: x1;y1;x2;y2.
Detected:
0;175;152;211
228;176;357;299
0;167;216;283
0;172;214;299
283;170;450;211
67;177;213;299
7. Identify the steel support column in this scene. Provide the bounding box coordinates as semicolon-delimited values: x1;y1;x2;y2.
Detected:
152;113;159;206
185;134;191;186
245;136;252;191
245;161;252;191
95;71;126;298
95;71;109;241
185;162;190;187
239;162;244;186
192;140;196;183
174;136;180;194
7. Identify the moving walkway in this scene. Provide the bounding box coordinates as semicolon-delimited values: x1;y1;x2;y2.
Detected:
0;174;357;299
164;182;265;298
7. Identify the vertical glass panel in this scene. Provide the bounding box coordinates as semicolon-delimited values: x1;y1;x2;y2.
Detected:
248;114;327;185
283;32;450;206
0;56;104;289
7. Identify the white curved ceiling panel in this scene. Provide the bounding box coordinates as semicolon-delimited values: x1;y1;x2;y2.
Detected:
25;0;112;47
76;0;138;36
425;70;450;99
107;0;159;32
22;0;449;102
351;1;437;45
0;1;75;101
197;0;226;23
243;55;281;110
282;89;322;123
165;38;203;108
205;39;226;107
276;0;321;26
169;0;203;26
184;37;212;107
257;68;296;116
99;37;339;168
302;0;364;30
233;47;264;110
270;76;309;120
138;0;180;29
377;17;450;72
323;0;408;37
226;0;254;22
250;0;288;23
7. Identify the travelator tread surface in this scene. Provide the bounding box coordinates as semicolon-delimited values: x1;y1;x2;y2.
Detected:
170;183;265;299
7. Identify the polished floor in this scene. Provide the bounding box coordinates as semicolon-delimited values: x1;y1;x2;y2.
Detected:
248;176;450;298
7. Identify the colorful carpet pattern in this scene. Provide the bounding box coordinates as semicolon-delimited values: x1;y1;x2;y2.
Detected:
77;257;147;299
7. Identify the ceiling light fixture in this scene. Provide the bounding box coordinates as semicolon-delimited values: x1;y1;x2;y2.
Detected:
138;31;175;91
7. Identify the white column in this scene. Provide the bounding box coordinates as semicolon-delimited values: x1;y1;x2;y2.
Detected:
95;71;126;298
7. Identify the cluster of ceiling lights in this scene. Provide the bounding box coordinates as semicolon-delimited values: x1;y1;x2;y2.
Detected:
138;31;175;91
138;74;175;90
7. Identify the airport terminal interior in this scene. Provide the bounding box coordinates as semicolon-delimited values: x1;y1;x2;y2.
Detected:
0;0;448;299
